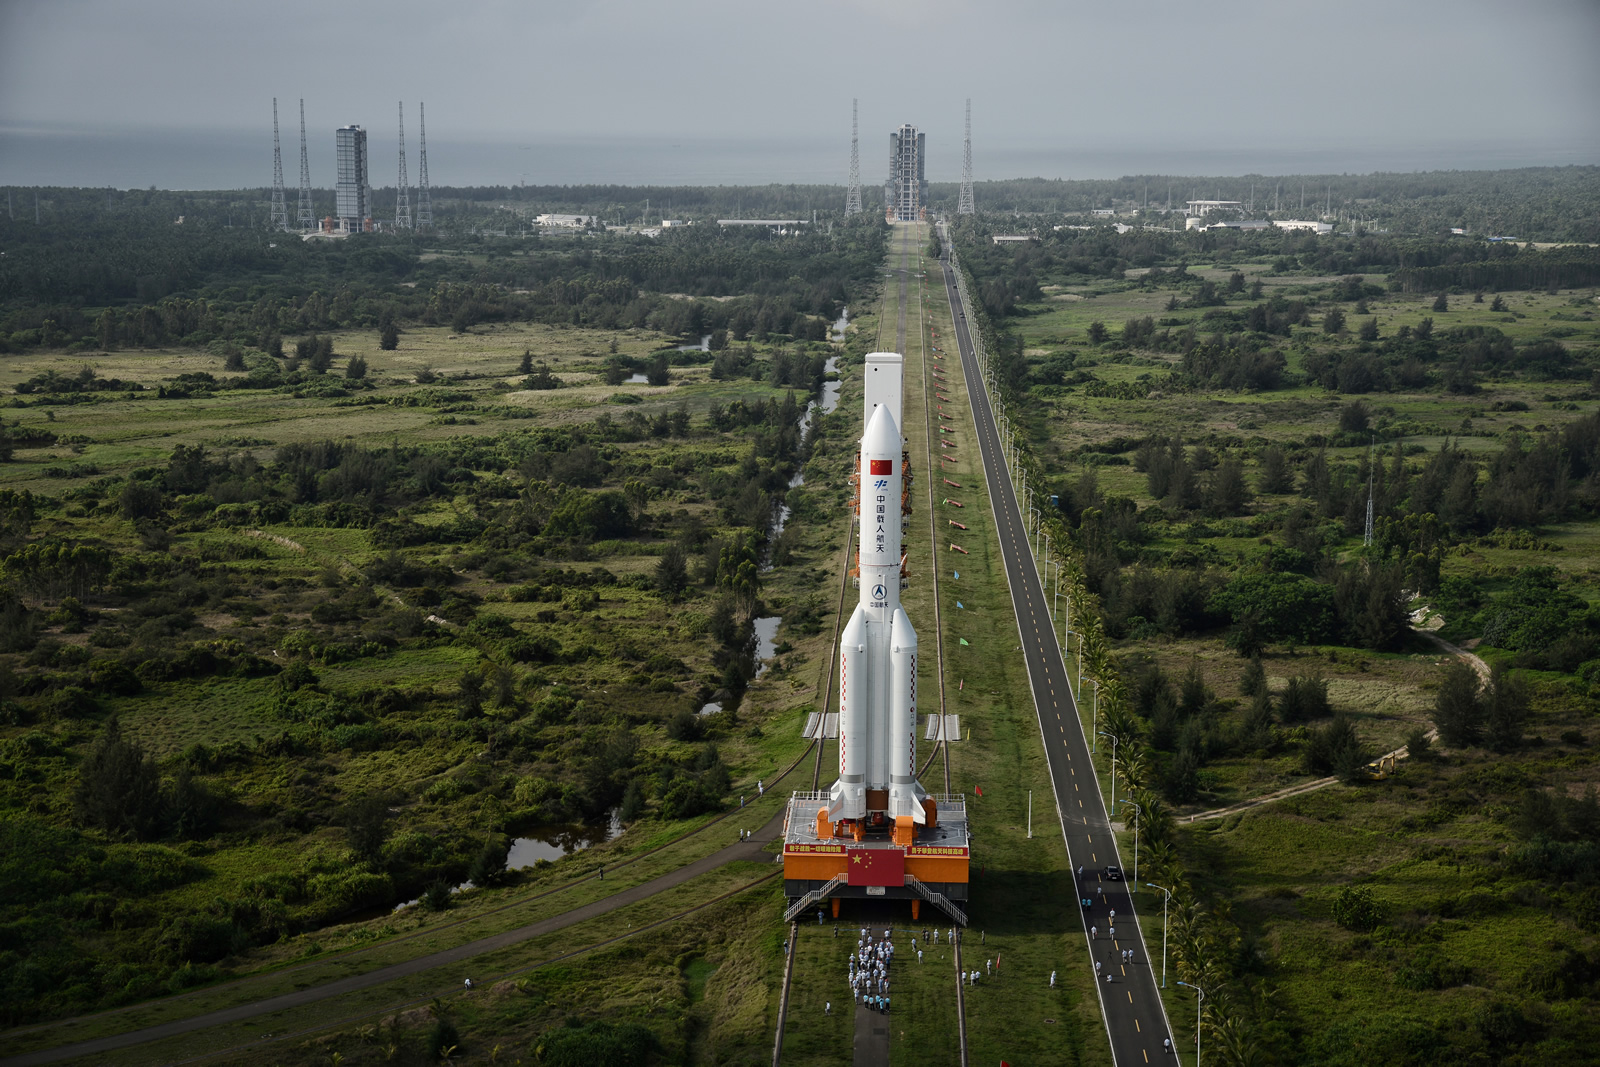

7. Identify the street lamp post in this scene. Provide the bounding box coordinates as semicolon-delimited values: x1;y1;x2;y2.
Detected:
1098;731;1120;813
1088;678;1100;750
1147;883;1172;987
1064;628;1084;708
1121;800;1142;888
1177;981;1206;1066
1051;560;1061;623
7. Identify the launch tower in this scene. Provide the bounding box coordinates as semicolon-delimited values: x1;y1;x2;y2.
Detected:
782;353;969;924
886;124;927;222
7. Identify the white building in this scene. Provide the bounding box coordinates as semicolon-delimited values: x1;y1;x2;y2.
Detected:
1273;219;1333;234
1185;199;1242;217
535;213;595;228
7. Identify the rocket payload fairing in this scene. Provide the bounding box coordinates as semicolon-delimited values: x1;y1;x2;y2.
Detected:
828;353;930;828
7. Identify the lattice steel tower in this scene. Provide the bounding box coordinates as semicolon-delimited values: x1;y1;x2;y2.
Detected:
415;101;433;229
957;98;975;216
845;99;862;215
296;99;314;231
395;101;411;230
270;98;289;231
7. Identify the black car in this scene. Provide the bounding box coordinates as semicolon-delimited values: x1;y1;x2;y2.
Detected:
1104;865;1123;882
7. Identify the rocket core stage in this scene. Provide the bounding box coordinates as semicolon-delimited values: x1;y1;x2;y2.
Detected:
781;352;968;924
828;400;928;828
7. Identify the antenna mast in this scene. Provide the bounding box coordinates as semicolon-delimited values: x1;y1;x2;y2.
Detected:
957;98;975;216
1364;438;1376;546
395;101;411;230
270;98;288;231
296;99;314;231
415;101;433;229
845;99;862;215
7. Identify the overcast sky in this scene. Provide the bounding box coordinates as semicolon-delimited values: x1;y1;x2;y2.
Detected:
2;0;1597;187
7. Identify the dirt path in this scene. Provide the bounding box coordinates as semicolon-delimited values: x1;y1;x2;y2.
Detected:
1184;630;1486;824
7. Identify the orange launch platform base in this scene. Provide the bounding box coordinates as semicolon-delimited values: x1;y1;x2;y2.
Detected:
781;792;970;923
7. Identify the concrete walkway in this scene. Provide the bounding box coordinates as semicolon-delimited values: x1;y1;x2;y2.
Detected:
852;999;891;1066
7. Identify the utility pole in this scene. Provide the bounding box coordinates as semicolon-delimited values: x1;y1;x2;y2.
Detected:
845;99;862;215
957;98;975;215
297;99;314;232
395;101;411;230
270;98;288;231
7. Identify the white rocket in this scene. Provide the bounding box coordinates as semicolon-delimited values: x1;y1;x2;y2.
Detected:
828;353;928;827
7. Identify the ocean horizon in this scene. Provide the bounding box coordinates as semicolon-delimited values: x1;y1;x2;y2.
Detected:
1;124;1595;192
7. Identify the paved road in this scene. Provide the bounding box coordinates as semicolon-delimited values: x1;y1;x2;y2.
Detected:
2;812;788;1066
937;246;1177;1067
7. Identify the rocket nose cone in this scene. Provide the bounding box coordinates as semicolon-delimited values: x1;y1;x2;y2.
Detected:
863;403;900;454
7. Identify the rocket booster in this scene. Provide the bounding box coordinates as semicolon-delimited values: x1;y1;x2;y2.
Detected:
829;392;927;825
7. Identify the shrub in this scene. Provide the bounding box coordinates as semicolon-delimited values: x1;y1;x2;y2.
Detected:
1209;573;1336;645
1332;884;1383;931
422;880;453;911
307;869;393;914
467;834;510;887
158;913;244;963
534;1020;662;1067
1433;660;1484;746
427;1019;461;1062
73;718;163;840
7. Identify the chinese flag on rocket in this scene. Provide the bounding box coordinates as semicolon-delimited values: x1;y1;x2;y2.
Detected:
870;459;892;475
846;847;905;887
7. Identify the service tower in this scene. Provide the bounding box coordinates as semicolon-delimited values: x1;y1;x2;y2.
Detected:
782;353;969;924
886;124;927;222
334;125;371;233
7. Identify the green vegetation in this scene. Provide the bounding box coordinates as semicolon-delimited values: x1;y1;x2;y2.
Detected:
953;203;1600;1063
0;204;887;1038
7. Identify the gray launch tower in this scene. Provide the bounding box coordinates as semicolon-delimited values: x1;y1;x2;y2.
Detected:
886;124;927;222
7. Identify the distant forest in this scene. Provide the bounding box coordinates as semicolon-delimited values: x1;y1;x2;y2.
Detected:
6;164;1597;239
0;192;885;354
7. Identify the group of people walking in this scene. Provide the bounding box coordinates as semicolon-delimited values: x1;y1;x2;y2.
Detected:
848;927;896;1013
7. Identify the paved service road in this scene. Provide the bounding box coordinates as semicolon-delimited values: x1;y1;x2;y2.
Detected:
937;244;1177;1066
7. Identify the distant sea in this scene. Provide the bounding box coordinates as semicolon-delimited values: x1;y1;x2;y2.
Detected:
1;124;1595;191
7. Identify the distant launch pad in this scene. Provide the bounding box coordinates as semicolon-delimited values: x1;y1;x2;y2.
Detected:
782;352;970;925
